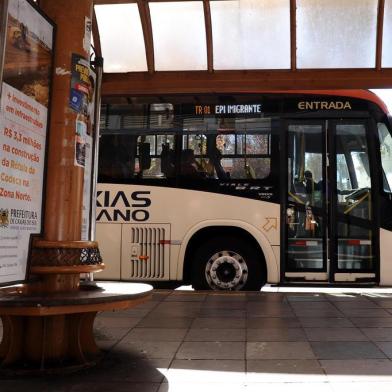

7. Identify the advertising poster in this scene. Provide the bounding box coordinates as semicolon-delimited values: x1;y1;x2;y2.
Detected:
0;0;53;285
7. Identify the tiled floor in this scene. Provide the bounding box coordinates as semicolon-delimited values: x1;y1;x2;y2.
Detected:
3;288;392;391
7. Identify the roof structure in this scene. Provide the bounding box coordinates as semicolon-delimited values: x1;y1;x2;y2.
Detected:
91;0;392;95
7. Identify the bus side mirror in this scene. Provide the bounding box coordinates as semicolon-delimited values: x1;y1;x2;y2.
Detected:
139;143;151;170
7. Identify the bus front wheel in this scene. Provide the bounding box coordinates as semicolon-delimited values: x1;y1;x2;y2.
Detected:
191;236;265;291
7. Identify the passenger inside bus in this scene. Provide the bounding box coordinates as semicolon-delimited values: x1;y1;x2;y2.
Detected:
181;149;204;177
99;135;131;180
161;143;176;178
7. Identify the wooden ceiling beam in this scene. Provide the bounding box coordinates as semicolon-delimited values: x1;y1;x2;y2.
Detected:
290;0;297;70
203;0;213;72
137;0;155;73
376;0;385;70
102;69;392;96
94;0;201;4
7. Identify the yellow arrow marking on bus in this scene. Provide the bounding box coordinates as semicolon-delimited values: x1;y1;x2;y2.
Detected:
263;217;278;232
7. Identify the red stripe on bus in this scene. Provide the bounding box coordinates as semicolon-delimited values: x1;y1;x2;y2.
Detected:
159;240;171;245
292;241;307;247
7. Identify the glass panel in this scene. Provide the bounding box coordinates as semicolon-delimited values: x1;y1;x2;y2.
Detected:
334;124;374;270
297;0;378;68
220;158;270;179
181;131;271;180
378;122;392;191
150;1;207;71
98;133;176;180
217;134;235;155
95;4;147;72
287;124;325;271
351;151;371;188
383;0;392;67
336;154;352;191
210;0;290;70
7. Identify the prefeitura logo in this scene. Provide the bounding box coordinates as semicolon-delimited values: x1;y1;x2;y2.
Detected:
0;209;9;227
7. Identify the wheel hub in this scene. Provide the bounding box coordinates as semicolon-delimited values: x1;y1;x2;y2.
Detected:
205;251;248;290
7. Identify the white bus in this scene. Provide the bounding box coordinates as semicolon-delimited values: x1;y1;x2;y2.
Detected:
96;90;392;290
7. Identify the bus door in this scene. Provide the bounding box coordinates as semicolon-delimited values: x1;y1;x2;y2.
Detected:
283;120;378;283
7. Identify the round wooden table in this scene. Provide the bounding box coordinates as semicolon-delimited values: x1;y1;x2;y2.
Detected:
0;282;153;374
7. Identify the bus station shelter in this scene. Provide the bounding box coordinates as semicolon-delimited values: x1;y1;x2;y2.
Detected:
1;0;392;391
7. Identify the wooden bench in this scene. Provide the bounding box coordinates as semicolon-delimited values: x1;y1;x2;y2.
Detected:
0;281;153;374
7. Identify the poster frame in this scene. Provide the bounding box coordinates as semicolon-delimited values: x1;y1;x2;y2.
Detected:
0;0;56;287
0;0;9;100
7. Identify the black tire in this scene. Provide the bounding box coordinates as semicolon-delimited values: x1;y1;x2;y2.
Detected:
191;236;266;291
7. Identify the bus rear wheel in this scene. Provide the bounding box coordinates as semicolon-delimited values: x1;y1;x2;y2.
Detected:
191;236;265;291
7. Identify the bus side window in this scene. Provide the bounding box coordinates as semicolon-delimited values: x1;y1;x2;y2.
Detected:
378;122;392;192
135;134;176;179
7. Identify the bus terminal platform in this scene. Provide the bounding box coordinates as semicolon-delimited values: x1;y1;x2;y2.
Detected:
2;286;392;392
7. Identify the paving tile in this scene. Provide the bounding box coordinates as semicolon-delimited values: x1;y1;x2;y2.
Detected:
247;317;301;328
339;308;391;318
206;293;247;301
185;328;246;342
176;341;245;360
164;293;207;302
246;302;292;311
330;382;392;392
290;302;338;310
361;328;392;341
299;317;355;328
375;341;392;358
151;290;171;300
158;382;247;392
191;317;246;329
246;342;315;359
123;328;188;342
311;341;386;359
350;317;392;327
116;341;182;359
0;381;68;392
247;328;307;342
94;316;142;328
203;301;247;310
247;308;296;318
97;339;118;351
304;328;368;341
198;308;246;318
326;295;370;302
69;382;160;392
154;302;202;311
167;359;245;383
333;301;381;310
247;293;287;302
321;359;392;382
373;299;392;308
293;309;344;318
61;356;169;386
246;359;326;382
137;317;194;329
94;326;130;341
286;294;327;302
245;383;333;392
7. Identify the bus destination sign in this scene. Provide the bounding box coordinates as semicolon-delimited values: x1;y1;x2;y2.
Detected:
194;104;262;115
